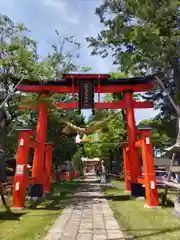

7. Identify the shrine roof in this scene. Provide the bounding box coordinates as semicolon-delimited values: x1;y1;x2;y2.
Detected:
11;74;155;86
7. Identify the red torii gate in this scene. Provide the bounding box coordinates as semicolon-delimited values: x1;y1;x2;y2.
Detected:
12;127;53;209
12;74;158;209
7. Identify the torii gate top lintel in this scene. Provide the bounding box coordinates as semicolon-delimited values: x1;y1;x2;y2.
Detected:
13;74;154;93
15;73;155;110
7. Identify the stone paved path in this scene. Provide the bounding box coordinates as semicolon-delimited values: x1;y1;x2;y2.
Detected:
44;174;126;240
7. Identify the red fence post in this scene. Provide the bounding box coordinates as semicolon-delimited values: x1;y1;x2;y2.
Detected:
141;130;159;208
123;148;131;192
12;129;32;209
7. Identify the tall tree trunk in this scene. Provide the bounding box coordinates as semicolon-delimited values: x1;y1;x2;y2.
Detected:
0;108;8;182
173;57;180;145
176;116;180;145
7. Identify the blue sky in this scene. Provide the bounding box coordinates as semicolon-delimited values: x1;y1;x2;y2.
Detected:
0;0;158;123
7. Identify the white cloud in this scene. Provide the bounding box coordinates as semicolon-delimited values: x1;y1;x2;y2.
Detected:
41;0;79;25
93;57;114;73
43;0;66;11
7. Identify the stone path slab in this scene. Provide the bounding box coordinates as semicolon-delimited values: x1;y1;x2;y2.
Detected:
44;175;126;240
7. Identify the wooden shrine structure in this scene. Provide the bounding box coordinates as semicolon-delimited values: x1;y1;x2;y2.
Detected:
11;73;159;209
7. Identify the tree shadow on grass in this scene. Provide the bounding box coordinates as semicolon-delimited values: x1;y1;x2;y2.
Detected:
159;192;175;208
28;193;131;209
58;194;131;202
27;196;46;209
0;211;26;221
110;175;124;182
27;189;76;210
105;195;131;201
125;226;180;238
160;199;174;208
27;181;79;210
27;195;67;210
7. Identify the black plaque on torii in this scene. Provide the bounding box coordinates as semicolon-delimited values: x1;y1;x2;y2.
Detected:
79;80;94;111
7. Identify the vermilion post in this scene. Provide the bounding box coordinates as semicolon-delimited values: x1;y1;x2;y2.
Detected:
141;130;159;208
12;130;32;209
123;148;131;192
124;91;142;196
44;144;53;193
30;102;48;197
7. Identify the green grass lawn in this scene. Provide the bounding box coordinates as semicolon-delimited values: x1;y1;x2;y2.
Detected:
0;181;80;240
105;179;180;240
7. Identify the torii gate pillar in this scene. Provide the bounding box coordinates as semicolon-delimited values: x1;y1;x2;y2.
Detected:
124;91;143;197
29;101;48;197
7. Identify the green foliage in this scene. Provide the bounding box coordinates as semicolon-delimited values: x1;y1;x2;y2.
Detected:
87;0;179;75
0;14;42;126
84;110;127;160
80;66;92;73
0;14;43;81
110;72;127;79
72;146;84;170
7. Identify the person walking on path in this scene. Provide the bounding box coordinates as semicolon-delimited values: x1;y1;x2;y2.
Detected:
100;160;107;184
